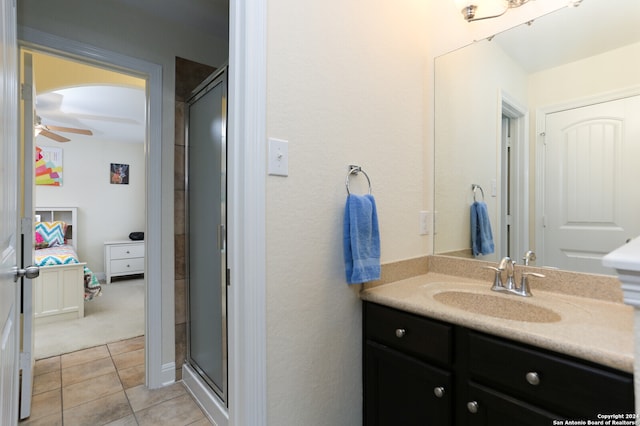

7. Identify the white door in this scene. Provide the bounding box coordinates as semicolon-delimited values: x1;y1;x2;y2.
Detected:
542;95;640;274
0;0;21;424
19;50;37;420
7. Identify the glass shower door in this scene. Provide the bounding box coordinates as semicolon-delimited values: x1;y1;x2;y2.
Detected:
186;67;227;403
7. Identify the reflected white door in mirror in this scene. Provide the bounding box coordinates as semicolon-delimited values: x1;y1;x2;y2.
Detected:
539;95;640;275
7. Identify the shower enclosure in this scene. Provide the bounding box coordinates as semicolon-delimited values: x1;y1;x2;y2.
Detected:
185;66;228;405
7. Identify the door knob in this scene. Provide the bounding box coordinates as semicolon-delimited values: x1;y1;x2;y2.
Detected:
14;265;40;282
467;401;479;414
433;387;445;398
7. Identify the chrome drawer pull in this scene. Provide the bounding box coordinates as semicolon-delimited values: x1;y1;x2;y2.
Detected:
433;387;445;398
525;371;540;386
467;401;479;414
395;328;406;338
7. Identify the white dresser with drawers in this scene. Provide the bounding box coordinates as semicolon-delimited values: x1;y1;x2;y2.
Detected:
104;240;145;283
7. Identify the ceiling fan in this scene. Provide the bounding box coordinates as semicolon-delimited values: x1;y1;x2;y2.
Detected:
35;115;93;143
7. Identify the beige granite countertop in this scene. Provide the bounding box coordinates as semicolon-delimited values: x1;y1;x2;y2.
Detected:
360;272;634;373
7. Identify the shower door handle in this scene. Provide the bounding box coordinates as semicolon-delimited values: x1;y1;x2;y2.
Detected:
218;224;226;251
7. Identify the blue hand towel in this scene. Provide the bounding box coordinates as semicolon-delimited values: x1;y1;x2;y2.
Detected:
343;194;381;284
471;201;494;256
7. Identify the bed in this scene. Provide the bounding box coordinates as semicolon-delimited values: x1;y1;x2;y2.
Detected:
32;207;101;324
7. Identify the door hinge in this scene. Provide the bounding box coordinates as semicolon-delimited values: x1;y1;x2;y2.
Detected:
542;216;547;228
21;217;32;234
226;268;231;287
21;84;33;101
19;351;31;370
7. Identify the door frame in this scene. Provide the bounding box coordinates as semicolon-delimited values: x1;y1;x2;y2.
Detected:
535;86;640;266
500;91;529;260
18;27;166;387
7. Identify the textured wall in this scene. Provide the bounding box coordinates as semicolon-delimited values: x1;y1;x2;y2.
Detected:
265;1;431;424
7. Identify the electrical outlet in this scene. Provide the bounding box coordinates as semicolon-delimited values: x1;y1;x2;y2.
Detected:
419;211;430;235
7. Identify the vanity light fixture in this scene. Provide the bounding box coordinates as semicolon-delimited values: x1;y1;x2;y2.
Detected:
455;0;584;22
454;0;531;22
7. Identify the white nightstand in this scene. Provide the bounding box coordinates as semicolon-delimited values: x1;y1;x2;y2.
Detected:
104;240;145;283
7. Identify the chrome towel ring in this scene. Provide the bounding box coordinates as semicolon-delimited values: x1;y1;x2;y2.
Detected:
472;184;485;202
346;165;372;195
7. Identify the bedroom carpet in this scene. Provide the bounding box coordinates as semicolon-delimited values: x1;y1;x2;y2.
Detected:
34;278;145;360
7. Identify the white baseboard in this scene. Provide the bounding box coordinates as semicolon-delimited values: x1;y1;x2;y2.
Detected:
160;362;176;386
182;363;228;426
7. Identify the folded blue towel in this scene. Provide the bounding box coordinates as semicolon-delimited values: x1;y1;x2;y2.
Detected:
471;201;494;256
343;194;381;284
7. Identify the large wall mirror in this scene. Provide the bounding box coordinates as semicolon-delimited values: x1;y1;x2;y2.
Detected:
434;0;640;275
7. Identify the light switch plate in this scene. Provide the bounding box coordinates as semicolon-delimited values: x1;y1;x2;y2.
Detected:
268;138;289;176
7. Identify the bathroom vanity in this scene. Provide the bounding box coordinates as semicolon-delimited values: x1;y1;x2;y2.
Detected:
361;266;635;426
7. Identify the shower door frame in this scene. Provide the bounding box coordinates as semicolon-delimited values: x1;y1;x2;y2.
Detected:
185;66;229;404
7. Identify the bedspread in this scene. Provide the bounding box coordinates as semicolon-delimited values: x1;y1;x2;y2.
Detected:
35;244;79;266
35;245;102;300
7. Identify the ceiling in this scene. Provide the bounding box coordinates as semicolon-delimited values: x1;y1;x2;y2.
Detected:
492;0;640;72
37;85;146;144
111;0;229;40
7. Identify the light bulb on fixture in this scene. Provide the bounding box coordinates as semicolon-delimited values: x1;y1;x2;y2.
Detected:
454;0;532;22
453;0;478;21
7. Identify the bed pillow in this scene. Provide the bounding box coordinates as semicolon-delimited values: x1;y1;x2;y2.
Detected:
35;221;67;248
34;231;49;249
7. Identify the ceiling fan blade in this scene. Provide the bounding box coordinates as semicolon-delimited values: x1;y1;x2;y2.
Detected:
40;129;71;143
45;124;93;136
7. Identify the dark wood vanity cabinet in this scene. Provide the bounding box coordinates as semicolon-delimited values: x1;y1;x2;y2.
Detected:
363;302;635;426
364;302;453;425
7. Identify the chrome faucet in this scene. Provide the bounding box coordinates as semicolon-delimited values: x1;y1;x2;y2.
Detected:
485;256;544;297
500;256;516;291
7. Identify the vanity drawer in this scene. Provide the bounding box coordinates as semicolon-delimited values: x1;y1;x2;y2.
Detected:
467;330;634;418
364;302;452;366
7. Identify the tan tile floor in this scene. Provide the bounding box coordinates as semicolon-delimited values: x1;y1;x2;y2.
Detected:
19;336;213;426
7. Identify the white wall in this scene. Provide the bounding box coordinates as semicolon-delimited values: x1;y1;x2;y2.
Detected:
266;0;431;424
35;138;145;275
18;0;226;381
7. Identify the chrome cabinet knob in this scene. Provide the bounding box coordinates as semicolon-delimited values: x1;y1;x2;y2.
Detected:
525;371;540;386
395;328;406;338
433;387;445;398
467;401;479;414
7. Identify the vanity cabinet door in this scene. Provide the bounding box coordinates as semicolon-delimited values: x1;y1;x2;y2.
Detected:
364;341;452;426
464;382;560;426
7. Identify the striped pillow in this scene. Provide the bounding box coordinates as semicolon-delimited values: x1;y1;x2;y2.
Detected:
35;221;67;247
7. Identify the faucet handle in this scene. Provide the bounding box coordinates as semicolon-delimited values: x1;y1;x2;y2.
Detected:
516;272;545;297
484;266;506;292
522;250;537;266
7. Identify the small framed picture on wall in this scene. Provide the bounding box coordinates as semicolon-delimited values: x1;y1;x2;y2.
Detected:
110;163;129;185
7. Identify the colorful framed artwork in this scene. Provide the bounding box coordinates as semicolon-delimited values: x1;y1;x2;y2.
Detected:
35;146;63;186
110;163;129;184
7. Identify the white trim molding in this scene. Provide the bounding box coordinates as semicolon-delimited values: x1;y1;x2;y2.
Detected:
226;0;268;424
603;236;640;308
17;27;166;388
